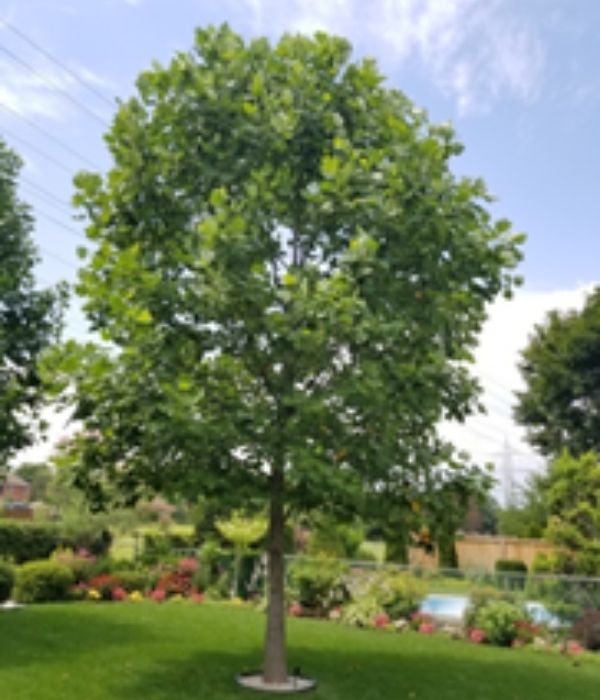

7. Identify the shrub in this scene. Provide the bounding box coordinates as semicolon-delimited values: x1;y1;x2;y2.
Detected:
288;557;348;613
88;573;122;600
495;559;528;574
14;560;74;603
0;561;15;602
0;521;59;563
474;600;526;647
111;570;150;593
572;609;600;651
465;586;516;628
52;548;97;583
341;596;384;627
375;572;425;619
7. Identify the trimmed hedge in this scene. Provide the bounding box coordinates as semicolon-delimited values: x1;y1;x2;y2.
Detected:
495;559;528;574
0;520;112;564
14;560;74;603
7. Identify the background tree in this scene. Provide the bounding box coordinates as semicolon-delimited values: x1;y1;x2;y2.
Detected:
216;511;267;597
515;288;600;457
542;450;600;574
0;139;65;465
13;462;53;501
47;26;523;685
496;473;547;538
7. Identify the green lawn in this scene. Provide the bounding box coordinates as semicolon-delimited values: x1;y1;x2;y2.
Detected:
0;602;598;699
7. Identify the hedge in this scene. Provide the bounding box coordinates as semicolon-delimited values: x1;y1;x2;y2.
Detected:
0;520;112;564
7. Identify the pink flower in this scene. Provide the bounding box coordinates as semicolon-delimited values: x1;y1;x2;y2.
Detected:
178;558;199;574
289;602;303;617
190;589;204;603
567;641;584;655
418;622;435;634
373;613;391;628
150;588;167;602
111;587;128;602
469;628;486;644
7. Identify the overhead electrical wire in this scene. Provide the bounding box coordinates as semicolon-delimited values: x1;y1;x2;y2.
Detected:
0;42;109;127
1;123;75;174
0;16;115;109
0;102;100;169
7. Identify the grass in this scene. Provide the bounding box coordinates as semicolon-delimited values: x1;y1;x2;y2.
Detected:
1;602;599;699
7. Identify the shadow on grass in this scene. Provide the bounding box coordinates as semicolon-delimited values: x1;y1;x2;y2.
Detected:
0;604;154;670
115;640;600;700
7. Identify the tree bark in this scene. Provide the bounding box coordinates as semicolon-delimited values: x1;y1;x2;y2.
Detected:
262;466;288;684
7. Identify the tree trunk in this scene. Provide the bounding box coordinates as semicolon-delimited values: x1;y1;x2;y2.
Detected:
263;467;288;684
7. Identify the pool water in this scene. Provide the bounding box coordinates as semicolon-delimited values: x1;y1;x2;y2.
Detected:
419;594;562;627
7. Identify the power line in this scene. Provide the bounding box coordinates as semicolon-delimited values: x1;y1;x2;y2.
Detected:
0;102;100;169
0;42;109;127
0;16;115;109
1;123;75;174
35;209;87;241
38;245;78;270
19;176;71;212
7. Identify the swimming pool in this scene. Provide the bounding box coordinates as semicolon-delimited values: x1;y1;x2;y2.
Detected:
419;594;562;627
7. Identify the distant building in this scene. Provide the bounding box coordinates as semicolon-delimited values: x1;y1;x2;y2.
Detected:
1;474;33;520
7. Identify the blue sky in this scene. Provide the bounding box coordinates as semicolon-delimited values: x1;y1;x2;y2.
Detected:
1;0;598;495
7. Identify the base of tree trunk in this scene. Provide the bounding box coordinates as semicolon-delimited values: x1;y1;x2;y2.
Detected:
236;672;316;694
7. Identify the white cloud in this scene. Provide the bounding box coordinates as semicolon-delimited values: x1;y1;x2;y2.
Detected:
442;282;595;503
242;0;545;116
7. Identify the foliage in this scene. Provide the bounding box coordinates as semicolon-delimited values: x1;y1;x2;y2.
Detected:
542;451;600;575
306;513;364;558
516;288;600;457
464;586;516;628
108;570;150;593
495;559;527;574
473;600;526;647
46;25;523;682
497;474;547;538
0;140;65;464
0;561;14;602
13;463;53;502
288;556;348;612
215;512;267;551
349;570;426;620
14;560;74;603
572;609;600;651
0;520;60;563
51;548;97;583
340;595;384;627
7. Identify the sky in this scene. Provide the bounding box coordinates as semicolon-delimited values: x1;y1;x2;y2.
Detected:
1;0;598;501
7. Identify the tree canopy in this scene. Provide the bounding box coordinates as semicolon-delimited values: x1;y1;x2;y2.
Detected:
49;26;523;685
0;139;65;467
515;288;600;457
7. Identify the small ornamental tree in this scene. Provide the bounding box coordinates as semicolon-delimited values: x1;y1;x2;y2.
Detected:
49;27;523;686
0;139;65;465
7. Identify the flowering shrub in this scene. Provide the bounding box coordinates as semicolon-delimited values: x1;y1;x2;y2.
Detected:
88;574;121;601
514;619;541;645
87;588;101;601
289;602;303;617
418;621;435;634
474;600;526;647
111;586;128;601
129;590;144;602
373;612;391;628
150;588;166;602
469;628;486;644
409;612;433;632
52;548;97;584
567;640;584;655
178;558;199;574
190;590;204;603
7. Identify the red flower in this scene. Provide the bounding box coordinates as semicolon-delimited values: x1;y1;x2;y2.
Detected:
469;628;486;644
567;641;584;655
150;588;167;602
373;613;391;628
178;558;199;574
111;587;128;601
418;622;435;634
289;602;303;617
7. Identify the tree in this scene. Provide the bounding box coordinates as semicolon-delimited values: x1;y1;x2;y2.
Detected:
542;451;600;574
0;140;65;465
497;473;547;538
13;462;53;501
515;288;600;457
216;511;267;597
48;26;523;685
